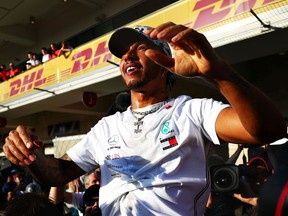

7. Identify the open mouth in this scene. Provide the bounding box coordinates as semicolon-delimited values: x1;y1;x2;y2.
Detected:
125;64;141;75
127;66;137;72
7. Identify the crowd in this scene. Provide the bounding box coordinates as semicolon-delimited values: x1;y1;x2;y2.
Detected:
0;63;21;82
1;21;288;216
0;41;73;83
0;167;101;216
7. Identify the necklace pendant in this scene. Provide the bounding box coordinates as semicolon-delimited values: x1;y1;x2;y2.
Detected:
134;128;142;134
130;101;168;134
134;120;143;127
134;120;143;134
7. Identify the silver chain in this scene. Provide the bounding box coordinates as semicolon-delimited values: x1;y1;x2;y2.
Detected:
130;101;167;134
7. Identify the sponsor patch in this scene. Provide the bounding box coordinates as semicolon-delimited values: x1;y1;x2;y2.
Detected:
160;136;178;150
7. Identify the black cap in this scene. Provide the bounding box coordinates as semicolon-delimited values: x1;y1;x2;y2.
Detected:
108;26;172;58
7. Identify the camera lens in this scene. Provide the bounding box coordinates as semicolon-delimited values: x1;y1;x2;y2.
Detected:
215;170;233;188
211;165;239;192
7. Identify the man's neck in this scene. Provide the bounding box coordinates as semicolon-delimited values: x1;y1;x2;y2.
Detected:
130;91;169;110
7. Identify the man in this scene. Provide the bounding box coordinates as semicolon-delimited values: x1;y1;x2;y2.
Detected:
49;170;100;216
1;172;17;201
26;52;40;70
3;22;286;215
82;184;101;216
8;169;27;201
6;63;21;79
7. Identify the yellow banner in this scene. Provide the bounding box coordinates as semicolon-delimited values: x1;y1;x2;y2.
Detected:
0;35;113;103
0;0;284;104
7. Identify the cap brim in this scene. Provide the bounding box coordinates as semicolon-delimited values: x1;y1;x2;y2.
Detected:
108;28;153;58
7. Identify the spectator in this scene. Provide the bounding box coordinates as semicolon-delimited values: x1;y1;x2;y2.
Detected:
1;174;16;201
49;170;100;216
0;67;7;82
26;52;36;70
50;43;60;58
32;53;41;67
0;65;7;79
0;192;62;216
82;184;101;216
5;63;20;79
41;47;51;63
8;169;28;201
0;65;6;71
3;22;286;215
58;40;73;58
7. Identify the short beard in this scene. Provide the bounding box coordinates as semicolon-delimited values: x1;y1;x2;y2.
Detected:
126;78;149;90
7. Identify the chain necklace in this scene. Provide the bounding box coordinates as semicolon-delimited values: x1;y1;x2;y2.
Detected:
130;101;167;134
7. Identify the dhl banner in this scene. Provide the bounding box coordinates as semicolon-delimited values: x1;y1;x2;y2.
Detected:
0;35;115;105
0;0;286;106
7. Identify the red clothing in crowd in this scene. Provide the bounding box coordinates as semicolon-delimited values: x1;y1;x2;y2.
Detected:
6;63;20;79
6;67;20;79
51;49;60;58
0;71;7;81
50;43;60;59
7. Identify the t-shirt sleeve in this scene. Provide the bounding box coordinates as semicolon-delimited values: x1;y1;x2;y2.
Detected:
190;98;230;144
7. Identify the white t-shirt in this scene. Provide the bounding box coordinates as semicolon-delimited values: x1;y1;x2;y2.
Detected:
42;54;51;63
67;95;229;216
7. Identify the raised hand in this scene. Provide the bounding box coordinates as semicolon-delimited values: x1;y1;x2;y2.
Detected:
145;22;223;78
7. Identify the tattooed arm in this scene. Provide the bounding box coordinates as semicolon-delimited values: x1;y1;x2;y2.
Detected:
28;153;85;186
3;125;85;186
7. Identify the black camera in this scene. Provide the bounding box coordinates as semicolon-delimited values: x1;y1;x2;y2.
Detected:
210;164;239;193
210;162;270;198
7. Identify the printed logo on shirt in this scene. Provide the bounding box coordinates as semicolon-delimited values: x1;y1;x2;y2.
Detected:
165;104;173;109
105;153;120;160
164;99;174;110
160;136;178;150
161;121;174;135
108;135;118;145
107;135;121;151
